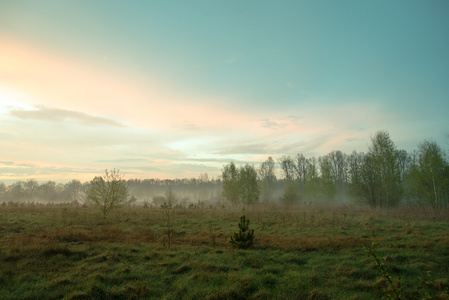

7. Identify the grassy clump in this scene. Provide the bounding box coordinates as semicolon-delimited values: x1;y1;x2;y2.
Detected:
0;203;448;299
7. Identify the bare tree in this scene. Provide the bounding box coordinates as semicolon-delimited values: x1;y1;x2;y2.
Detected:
85;169;130;218
329;150;347;188
278;156;295;181
294;153;308;184
305;156;319;201
318;155;337;201
278;156;300;204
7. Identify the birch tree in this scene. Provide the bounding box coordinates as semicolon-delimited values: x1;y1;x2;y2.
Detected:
369;131;403;207
407;140;448;208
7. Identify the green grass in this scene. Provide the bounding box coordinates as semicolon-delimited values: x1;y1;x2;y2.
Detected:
0;203;448;299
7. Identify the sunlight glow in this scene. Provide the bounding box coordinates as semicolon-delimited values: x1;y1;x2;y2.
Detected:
0;87;36;113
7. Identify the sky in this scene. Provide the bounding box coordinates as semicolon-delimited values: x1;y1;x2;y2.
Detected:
1;1;448;184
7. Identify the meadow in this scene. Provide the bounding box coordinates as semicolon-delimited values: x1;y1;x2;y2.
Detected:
0;202;448;299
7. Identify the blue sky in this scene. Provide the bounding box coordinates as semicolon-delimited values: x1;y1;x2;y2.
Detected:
1;1;448;183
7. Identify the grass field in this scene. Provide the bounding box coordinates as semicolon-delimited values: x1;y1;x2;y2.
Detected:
1;202;448;299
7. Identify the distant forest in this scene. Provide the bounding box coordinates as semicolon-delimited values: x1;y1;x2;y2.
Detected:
1;131;448;209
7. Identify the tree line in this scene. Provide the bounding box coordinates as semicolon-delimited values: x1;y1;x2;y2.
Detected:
1;131;448;209
222;131;449;209
0;175;222;204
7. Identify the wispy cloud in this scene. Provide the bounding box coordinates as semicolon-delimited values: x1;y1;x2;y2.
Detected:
259;118;288;130
256;115;304;133
96;158;153;164
181;157;248;164
287;115;303;122
9;106;123;127
213;141;273;155
180;121;201;131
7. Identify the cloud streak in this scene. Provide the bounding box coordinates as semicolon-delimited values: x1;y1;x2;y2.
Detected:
9;106;122;127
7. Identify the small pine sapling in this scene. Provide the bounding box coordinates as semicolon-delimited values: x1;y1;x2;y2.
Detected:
230;215;254;249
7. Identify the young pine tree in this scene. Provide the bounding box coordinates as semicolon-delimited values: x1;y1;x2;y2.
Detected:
230;215;254;249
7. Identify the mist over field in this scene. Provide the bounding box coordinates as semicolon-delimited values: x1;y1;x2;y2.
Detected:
1;131;448;210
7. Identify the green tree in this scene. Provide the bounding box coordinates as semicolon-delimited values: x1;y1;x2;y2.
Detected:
351;132;403;207
369;131;403;207
406;140;448;208
357;153;382;207
239;164;260;205
396;149;411;184
85;169;130;218
281;180;300;204
347;151;365;201
222;162;240;203
222;162;260;205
